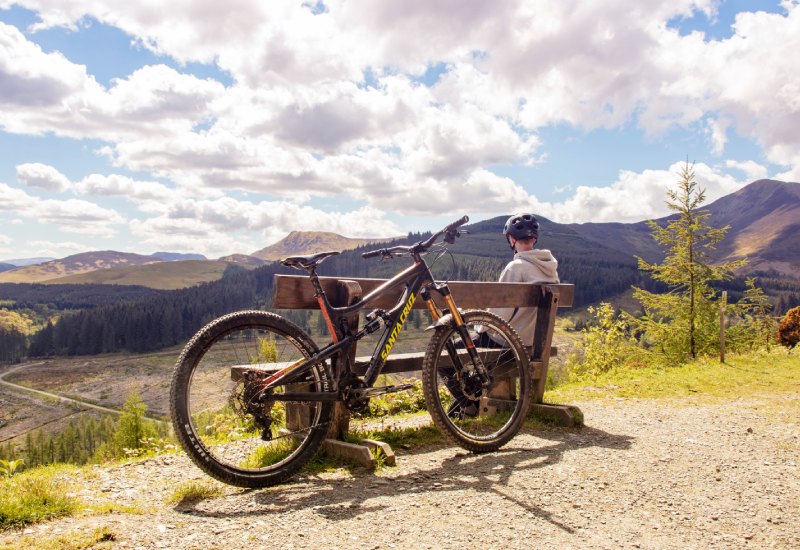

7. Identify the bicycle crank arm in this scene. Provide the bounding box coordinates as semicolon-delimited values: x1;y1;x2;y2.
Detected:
267;391;340;402
352;383;415;399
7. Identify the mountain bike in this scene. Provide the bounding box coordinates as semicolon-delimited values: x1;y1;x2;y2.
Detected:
170;216;533;488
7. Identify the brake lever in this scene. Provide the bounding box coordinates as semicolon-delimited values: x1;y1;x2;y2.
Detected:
445;228;467;244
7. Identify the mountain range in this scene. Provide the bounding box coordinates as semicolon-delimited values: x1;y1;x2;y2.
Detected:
564;179;800;274
0;179;797;289
0;233;399;288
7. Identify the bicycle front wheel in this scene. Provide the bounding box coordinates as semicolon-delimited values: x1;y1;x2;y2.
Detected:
170;310;334;488
422;310;532;452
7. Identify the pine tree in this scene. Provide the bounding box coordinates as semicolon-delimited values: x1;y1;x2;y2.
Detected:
113;390;157;451
632;162;747;361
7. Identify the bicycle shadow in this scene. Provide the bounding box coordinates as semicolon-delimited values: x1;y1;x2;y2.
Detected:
177;424;634;534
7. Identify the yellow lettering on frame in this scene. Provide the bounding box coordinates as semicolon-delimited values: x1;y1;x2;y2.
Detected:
380;292;416;360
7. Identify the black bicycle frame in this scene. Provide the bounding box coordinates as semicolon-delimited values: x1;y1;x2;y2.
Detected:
259;256;453;399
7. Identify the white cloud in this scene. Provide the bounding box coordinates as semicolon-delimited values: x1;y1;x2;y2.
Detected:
27;240;93;257
16;162;71;191
127;194;401;256
74;173;177;203
0;234;12;256
0;181;37;211
547;161;748;223
725;160;768;182
0;181;125;236
1;23;224;140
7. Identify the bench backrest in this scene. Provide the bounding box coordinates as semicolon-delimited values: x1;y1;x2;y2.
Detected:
273;275;574;310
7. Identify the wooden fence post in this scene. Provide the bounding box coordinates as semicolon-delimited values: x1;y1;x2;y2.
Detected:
720;290;727;364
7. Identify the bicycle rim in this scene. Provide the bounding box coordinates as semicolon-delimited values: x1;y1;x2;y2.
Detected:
422;310;532;452
171;311;333;488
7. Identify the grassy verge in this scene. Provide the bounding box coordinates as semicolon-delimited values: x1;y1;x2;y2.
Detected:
0;464;80;529
546;348;800;406
347;417;443;449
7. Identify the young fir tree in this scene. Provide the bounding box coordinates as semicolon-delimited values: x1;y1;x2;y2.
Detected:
632;162;746;361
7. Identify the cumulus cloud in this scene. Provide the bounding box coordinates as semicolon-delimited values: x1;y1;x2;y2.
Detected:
73;173;177;203
0;234;12;256
1;23;224;140
547;161;748;223
129;199;399;256
0;181;125;236
16;162;72;191
725;160;769;182
27;240;94;257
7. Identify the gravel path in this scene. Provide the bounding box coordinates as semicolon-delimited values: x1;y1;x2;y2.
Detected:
3;395;798;549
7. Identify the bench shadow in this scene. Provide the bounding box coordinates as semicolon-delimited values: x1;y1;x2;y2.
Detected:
177;424;633;534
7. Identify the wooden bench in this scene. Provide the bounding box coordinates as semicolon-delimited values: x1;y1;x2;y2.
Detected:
257;274;578;465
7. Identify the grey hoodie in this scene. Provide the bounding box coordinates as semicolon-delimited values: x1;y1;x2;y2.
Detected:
489;249;559;345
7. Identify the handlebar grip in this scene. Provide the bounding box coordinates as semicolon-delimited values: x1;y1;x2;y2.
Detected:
443;215;469;233
362;249;384;259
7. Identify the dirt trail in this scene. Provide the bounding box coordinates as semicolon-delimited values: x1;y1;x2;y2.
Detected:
2;395;799;549
0;362;124;418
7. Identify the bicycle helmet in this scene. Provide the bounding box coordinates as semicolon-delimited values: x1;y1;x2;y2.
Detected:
503;213;539;247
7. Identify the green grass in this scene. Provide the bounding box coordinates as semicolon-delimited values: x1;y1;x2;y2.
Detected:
240;439;297;469
346;417;443;449
166;480;225;505
0;464;80;529
546;348;800;405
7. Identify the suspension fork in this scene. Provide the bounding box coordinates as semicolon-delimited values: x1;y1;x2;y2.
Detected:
422;286;490;386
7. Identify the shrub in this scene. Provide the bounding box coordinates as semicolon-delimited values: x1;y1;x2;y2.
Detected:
567;303;643;378
778;306;800;348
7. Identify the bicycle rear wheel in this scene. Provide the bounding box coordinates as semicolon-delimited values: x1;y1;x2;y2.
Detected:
422;310;532;452
170;310;334;488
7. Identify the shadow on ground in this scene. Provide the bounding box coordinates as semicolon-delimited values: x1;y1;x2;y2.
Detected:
177;424;634;534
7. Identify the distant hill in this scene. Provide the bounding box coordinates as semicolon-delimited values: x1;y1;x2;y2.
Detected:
0;257;55;267
0;251;161;283
0;263;15;273
252;231;398;261
151;252;207;261
568;179;800;276
699;179;800;274
218;254;268;269
42;260;236;290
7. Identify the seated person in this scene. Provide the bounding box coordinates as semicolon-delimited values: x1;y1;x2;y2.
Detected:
489;213;560;344
446;213;559;417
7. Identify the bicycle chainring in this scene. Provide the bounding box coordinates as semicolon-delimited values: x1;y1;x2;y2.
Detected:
340;375;370;413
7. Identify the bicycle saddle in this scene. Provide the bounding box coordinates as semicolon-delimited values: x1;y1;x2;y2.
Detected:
280;250;340;269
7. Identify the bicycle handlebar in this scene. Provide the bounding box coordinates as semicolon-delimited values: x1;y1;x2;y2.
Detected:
361;215;469;259
361;248;385;259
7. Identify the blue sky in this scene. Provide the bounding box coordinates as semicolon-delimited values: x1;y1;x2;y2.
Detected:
1;0;798;260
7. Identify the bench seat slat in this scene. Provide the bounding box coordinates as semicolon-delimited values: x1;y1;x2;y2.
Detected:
232;346;556;380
